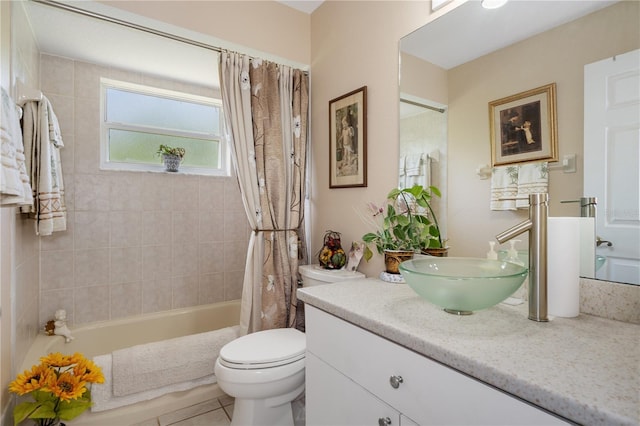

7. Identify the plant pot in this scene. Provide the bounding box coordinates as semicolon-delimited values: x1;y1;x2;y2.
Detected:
421;247;449;257
384;249;414;274
162;154;182;172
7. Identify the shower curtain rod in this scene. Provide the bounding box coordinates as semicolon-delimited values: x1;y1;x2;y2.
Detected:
400;98;446;114
33;0;223;53
33;0;310;74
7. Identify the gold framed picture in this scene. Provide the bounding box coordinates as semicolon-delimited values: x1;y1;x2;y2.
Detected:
489;83;558;167
329;86;367;188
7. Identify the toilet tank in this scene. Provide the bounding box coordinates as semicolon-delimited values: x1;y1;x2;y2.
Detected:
299;264;365;287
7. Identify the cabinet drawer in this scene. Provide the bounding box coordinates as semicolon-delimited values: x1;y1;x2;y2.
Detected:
306;305;569;425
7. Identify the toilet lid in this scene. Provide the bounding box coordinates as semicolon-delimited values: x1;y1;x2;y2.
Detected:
219;328;306;369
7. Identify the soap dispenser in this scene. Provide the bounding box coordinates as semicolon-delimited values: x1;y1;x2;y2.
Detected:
505;240;524;266
486;241;498;260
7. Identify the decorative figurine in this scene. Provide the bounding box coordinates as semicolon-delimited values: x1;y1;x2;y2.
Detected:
53;309;74;343
44;320;56;336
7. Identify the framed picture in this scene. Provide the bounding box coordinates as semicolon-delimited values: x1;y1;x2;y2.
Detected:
489;83;558;167
329;86;367;188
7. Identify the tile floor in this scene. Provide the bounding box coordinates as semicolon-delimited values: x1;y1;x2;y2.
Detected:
133;395;235;426
133;393;305;426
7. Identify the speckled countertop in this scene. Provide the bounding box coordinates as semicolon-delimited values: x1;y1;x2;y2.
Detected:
297;278;640;426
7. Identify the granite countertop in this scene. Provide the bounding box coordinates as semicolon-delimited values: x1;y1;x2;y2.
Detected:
297;278;640;426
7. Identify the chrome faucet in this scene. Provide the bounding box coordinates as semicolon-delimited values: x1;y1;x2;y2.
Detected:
496;193;549;322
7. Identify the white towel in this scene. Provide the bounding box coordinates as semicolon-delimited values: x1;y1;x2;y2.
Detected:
20;97;66;235
91;353;217;412
516;162;548;209
490;162;548;210
490;165;518;211
111;325;240;396
0;88;33;206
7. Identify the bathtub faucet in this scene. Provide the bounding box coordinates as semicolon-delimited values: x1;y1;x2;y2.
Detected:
496;193;549;322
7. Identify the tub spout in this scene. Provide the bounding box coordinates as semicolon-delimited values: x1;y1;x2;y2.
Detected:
496;193;548;322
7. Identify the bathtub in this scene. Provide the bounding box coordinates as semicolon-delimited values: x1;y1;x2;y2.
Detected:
19;300;240;425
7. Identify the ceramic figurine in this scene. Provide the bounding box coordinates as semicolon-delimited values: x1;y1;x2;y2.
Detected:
53;309;74;343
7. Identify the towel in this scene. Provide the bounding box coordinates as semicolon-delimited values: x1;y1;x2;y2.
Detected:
0;88;33;206
490;165;519;210
91;353;218;412
20;97;66;235
403;153;430;188
515;162;548;208
111;325;240;397
490;162;548;210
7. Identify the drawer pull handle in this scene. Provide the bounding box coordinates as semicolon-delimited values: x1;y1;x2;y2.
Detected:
378;417;392;426
389;375;403;389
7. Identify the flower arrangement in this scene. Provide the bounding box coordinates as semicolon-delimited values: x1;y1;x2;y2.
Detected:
9;352;104;426
361;184;443;262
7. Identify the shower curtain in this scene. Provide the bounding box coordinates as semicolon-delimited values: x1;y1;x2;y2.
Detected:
220;51;309;334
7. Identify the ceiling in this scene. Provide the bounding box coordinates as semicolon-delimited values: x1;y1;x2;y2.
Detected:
278;0;324;14
401;0;619;70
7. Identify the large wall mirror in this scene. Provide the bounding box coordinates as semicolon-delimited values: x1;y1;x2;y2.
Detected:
399;0;639;285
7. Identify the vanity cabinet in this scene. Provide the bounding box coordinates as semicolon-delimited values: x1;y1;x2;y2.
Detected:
305;305;570;426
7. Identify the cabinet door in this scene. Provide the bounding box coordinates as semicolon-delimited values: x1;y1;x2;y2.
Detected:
306;352;401;426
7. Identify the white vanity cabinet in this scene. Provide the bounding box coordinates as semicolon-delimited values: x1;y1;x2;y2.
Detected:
305;305;570;426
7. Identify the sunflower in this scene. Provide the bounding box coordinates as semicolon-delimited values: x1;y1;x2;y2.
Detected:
40;352;81;368
49;372;87;401
8;364;53;395
73;358;105;384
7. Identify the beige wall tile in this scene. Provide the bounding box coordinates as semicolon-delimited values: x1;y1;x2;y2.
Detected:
142;277;172;313
74;285;110;324
74;248;109;287
110;211;141;248
142;211;172;246
199;242;224;274
199;210;224;243
172;243;198;277
74;211;110;249
40;250;74;290
172;275;199;308
110;247;142;284
110;282;142;319
142;245;172;281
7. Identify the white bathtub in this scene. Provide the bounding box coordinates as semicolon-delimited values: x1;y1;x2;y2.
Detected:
19;300;241;425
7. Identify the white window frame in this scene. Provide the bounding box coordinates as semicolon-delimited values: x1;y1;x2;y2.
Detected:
100;78;229;176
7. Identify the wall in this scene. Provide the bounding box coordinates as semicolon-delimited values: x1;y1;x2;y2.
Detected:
310;1;447;277
447;1;640;257
1;2;41;422
38;54;249;326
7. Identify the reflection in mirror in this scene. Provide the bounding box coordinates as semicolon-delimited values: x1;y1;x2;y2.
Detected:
399;0;639;285
399;97;447;242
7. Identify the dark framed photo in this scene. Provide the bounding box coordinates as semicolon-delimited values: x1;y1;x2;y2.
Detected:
489;83;558;167
329;86;367;188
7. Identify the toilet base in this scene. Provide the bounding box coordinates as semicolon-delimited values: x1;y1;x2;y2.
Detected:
230;383;304;426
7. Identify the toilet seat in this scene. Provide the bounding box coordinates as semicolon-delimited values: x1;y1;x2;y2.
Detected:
218;328;305;370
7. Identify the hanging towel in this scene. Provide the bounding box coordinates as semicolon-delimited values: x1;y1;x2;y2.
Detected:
398;155;406;188
490;165;519;210
20;97;66;235
0;88;33;207
404;153;430;188
516;162;548;209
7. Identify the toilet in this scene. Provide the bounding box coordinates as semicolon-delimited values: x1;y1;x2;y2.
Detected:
298;264;365;287
215;265;365;426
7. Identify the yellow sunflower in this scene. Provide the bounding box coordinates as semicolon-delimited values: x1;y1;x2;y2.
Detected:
73;358;105;384
40;352;81;368
49;372;87;401
8;364;53;395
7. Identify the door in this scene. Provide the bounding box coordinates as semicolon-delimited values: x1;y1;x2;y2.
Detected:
584;49;640;285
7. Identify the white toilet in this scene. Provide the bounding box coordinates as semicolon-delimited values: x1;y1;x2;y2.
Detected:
298;264;365;287
214;265;365;426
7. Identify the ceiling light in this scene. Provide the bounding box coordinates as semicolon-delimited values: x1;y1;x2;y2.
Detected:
481;0;508;9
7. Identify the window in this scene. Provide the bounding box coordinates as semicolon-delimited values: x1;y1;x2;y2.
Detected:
100;78;228;175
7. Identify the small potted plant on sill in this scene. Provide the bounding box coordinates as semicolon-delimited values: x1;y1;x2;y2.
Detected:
362;184;445;274
156;144;185;172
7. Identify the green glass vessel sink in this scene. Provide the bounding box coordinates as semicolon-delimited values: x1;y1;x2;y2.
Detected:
399;257;528;315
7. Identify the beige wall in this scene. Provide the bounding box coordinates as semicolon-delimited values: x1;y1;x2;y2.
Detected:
447;1;640;257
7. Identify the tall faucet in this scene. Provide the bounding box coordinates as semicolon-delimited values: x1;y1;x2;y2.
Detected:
496;193;549;322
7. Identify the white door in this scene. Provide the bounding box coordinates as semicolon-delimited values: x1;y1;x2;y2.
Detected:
584;49;640;285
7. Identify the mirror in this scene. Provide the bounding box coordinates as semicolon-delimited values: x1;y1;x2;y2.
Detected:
400;0;639;285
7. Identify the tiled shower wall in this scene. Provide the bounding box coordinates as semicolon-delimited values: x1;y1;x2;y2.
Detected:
38;53;249;327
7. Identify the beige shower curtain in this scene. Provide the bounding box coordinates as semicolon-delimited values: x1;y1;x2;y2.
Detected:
220;52;309;334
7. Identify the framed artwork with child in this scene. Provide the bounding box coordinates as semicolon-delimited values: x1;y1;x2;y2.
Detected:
489;83;558;167
329;86;367;188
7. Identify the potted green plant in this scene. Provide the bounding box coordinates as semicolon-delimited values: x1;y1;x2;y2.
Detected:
362;184;445;273
156;144;185;172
